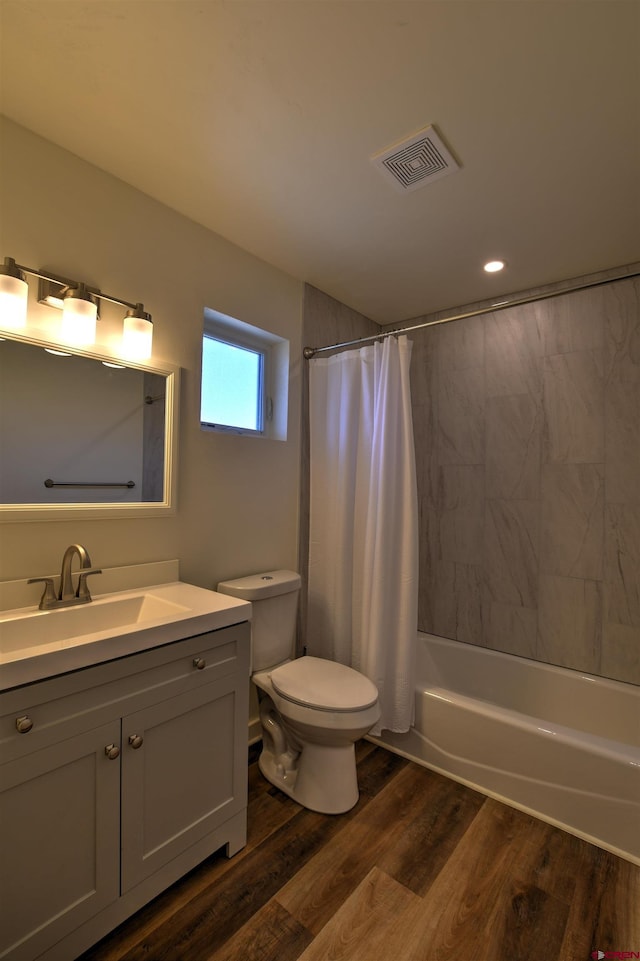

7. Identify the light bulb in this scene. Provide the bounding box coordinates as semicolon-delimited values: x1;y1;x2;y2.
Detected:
122;306;153;360
61;285;97;346
0;261;28;329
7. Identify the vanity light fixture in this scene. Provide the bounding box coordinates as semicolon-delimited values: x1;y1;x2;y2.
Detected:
0;256;153;359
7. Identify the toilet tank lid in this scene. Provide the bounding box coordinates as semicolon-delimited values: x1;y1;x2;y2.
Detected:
217;570;301;600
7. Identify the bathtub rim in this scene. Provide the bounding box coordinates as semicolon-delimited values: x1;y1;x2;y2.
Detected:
422;685;640;765
416;629;640;696
416;630;640;748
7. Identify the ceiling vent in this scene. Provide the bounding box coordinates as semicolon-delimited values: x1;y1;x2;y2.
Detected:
371;125;460;193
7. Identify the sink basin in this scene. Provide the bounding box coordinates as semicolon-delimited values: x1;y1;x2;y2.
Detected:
0;593;189;655
0;581;252;691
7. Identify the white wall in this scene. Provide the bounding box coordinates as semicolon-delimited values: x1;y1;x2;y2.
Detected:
0;118;303;590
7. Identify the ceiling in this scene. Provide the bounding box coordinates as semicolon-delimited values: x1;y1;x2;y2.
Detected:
1;1;639;325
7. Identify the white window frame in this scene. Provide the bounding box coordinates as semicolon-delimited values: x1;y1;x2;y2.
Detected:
200;308;289;441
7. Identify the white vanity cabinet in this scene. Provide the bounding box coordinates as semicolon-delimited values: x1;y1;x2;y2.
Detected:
0;621;250;961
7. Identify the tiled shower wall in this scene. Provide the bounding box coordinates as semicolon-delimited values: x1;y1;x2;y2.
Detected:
301;270;639;686
408;270;640;685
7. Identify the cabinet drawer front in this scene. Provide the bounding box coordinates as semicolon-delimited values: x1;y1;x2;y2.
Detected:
0;721;121;961
120;674;248;893
0;623;250;763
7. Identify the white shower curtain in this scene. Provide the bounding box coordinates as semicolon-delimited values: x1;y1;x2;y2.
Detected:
307;335;418;734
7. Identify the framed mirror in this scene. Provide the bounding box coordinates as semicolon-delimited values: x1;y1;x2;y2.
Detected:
0;332;179;521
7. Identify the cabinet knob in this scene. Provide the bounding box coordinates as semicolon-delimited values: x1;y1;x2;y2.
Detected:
193;657;206;670
15;715;33;734
104;743;120;760
128;734;144;750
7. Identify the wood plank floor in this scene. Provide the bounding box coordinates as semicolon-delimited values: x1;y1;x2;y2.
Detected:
79;741;640;961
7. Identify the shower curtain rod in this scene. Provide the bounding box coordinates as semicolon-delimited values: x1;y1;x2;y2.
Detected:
302;268;640;359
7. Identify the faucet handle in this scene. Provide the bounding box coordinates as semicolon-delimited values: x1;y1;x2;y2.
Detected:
76;568;102;601
27;577;58;610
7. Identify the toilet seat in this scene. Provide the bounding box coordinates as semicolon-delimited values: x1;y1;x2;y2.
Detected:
271;656;378;712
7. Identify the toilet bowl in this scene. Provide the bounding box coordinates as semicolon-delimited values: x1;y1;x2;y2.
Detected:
254;656;380;813
217;571;380;814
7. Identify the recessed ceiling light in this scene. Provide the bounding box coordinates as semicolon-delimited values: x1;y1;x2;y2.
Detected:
484;260;505;273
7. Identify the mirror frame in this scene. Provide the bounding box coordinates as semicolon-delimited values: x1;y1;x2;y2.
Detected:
0;330;179;522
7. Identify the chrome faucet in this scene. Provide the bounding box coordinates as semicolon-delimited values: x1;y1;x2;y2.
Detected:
28;544;102;610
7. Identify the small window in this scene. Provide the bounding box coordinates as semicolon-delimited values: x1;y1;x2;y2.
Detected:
201;336;264;433
200;309;289;440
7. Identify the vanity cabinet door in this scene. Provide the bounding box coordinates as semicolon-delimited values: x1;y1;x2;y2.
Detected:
120;672;247;893
0;721;121;961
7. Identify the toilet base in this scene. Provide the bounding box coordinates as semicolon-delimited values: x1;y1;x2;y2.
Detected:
259;740;359;814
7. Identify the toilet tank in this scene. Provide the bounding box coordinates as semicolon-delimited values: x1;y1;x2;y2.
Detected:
217;570;301;672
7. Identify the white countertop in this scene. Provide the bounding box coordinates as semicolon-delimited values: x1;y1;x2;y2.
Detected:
0;581;251;691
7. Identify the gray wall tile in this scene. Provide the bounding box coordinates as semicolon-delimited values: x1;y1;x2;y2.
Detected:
485;302;543;398
605;503;640;629
438;315;484;371
601;622;640;685
540;463;604;580
417;506;439;631
605;378;640;505
437;464;484;565
430;560;484;646
437;364;484;464
484;499;539;608
604;276;640;384
542;349;604;463
485;393;541;500
537;573;602;673
483;600;537;658
410;329;438;407
540;287;604;355
413;403;439;512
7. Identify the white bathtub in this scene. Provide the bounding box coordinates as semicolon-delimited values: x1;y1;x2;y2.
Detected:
373;632;640;864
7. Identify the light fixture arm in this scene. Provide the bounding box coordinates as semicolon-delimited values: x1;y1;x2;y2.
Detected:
96;290;138;311
10;259;84;292
99;296;153;327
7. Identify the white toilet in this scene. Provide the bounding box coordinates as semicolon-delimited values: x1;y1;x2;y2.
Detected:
217;570;380;814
